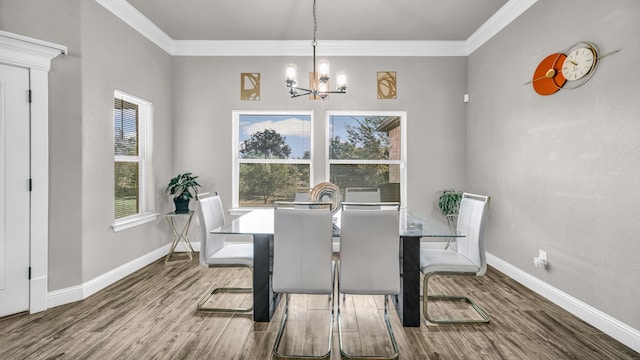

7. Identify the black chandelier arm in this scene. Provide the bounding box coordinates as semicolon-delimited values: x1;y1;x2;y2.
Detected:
287;84;313;98
289;89;313;98
319;89;347;94
287;85;313;93
287;87;346;99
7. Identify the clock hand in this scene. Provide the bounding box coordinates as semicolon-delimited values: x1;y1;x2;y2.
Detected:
523;68;557;85
569;60;578;65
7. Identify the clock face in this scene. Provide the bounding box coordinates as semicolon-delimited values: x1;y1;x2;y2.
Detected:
562;47;596;81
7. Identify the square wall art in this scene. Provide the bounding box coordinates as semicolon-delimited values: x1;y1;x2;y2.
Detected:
377;71;397;99
241;73;260;100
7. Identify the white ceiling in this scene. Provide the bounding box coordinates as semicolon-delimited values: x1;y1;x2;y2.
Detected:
126;0;508;41
96;0;539;56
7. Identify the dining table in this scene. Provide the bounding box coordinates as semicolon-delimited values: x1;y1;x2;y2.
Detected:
211;207;464;327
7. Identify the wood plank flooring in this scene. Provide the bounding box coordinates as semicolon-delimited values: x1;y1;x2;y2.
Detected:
1;257;638;360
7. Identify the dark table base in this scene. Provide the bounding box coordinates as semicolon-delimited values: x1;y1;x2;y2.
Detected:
252;234;281;322
392;236;421;327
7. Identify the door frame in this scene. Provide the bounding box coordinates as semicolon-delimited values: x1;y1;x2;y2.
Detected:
0;31;66;313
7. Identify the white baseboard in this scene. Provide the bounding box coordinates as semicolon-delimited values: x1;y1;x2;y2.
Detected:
47;242;200;308
175;241;201;252
487;252;640;354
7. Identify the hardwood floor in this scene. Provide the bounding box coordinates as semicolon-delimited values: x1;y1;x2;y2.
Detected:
1;257;638;360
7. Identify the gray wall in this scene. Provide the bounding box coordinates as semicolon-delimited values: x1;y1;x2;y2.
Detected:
1;0;175;289
79;1;174;282
467;0;640;329
171;56;468;214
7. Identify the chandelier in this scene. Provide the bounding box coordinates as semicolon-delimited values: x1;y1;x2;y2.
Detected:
285;0;347;100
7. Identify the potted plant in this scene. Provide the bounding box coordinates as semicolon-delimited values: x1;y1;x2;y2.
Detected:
437;189;462;228
166;172;201;213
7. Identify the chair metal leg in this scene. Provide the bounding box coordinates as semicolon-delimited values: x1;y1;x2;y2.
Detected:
273;261;337;360
197;264;253;313
422;272;490;324
272;293;334;360
338;293;399;360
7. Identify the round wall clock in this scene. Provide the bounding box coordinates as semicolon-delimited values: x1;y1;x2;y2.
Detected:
561;41;598;90
527;41;614;95
531;53;567;95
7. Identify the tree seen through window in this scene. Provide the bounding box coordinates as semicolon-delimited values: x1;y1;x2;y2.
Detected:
234;112;404;207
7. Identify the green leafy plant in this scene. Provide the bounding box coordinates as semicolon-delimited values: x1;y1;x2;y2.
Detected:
166;173;201;200
437;189;462;216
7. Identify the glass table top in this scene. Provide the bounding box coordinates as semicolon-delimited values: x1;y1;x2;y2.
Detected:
212;208;464;238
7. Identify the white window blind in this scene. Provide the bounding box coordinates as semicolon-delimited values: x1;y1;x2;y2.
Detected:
114;90;151;221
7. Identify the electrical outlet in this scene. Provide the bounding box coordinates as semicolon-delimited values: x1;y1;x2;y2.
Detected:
534;249;549;269
539;250;547;262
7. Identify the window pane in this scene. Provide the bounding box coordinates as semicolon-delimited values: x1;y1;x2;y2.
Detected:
114;98;139;156
115;161;139;218
239;114;311;160
329;115;400;160
239;163;310;207
329;164;400;202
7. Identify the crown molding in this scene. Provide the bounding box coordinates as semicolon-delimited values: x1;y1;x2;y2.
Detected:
171;40;468;57
466;0;539;54
96;0;538;57
95;0;173;53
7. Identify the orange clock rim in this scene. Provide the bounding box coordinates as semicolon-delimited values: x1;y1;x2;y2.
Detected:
533;53;567;95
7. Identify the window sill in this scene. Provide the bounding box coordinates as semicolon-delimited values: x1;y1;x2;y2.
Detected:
112;212;159;232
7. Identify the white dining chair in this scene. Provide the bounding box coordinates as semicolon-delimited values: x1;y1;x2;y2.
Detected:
196;193;253;313
343;187;381;209
272;202;335;360
420;192;490;324
338;204;400;360
293;188;311;209
294;188;311;202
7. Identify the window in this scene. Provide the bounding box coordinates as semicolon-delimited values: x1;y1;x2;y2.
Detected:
327;111;406;205
113;90;156;231
233;111;313;208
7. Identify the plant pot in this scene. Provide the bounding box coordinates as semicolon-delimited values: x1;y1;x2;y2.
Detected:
173;197;190;214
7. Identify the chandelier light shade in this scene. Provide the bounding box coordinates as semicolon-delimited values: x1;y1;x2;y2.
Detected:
285;0;347;99
285;64;298;85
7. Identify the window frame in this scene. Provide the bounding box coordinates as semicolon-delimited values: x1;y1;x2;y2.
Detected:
325;110;407;207
232;110;314;210
112;89;157;231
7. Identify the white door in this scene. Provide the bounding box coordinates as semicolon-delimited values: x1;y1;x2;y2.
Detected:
0;63;31;317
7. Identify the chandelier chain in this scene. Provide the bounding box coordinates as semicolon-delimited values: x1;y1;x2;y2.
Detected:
312;0;317;46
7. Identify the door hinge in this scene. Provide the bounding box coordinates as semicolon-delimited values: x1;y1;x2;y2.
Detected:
28;89;32;103
28;267;32;280
29;178;32;191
